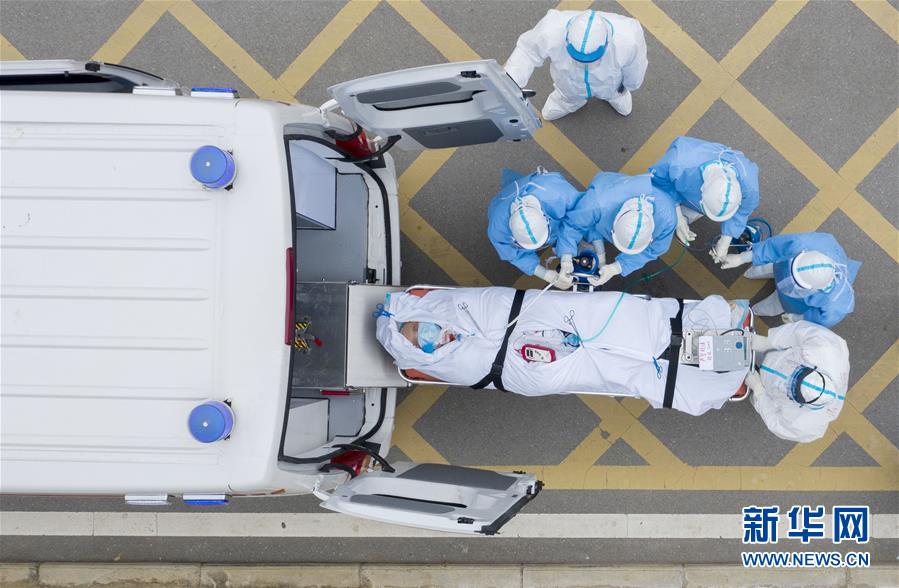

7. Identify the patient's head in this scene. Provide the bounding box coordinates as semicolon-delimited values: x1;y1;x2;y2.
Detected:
398;321;455;353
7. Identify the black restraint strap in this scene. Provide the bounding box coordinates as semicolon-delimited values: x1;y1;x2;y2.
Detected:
662;299;685;409
471;289;526;392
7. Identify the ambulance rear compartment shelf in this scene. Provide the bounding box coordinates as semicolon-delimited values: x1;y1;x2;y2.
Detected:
290;282;408;391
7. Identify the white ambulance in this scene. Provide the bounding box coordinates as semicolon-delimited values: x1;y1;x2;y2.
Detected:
0;59;542;534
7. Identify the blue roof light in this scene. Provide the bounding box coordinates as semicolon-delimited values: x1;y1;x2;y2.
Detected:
188;401;234;443
190;145;236;189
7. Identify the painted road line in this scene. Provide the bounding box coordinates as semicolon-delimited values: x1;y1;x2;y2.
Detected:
0;33;25;60
91;0;170;63
2;512;897;540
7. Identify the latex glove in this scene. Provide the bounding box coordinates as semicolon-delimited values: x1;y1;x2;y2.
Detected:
720;250;753;269
591;240;607;266
596;261;622;286
710;235;733;263
782;313;802;324
535;266;573;290
674;206;697;245
751;334;774;353
551;270;574;290
744;369;764;395
560;254;574;280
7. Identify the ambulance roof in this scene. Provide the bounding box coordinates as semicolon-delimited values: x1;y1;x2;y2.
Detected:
1;91;298;493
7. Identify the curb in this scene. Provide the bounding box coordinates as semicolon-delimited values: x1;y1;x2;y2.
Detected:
1;563;897;587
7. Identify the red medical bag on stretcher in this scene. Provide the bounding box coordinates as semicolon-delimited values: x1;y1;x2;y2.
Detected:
520;344;556;363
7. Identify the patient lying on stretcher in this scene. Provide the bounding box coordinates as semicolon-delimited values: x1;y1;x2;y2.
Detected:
377;287;752;416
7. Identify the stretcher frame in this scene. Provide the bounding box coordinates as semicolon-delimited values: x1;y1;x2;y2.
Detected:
395;285;755;402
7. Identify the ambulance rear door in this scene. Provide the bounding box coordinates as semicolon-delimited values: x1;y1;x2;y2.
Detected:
327;59;540;151
320;462;542;535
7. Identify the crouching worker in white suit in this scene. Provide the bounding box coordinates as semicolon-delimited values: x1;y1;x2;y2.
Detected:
376;287;750;416
745;321;850;443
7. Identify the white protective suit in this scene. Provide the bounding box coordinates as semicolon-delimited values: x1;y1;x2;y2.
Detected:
505;9;648;119
750;321;850;443
376;288;749;416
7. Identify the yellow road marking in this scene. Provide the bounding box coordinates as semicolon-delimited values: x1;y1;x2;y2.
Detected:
556;430;612;488
719;1;808;77
754;109;899;261
400;205;492;286
167;1;295;101
618;0;721;77
720;88;897;288
558;397;632;472
581;396;686;468
392;385;450;463
475;464;898;491
92;0;170;63
397;149;457;205
397;150;492;285
278;1;379;95
841;191;899;263
835;111;899;261
555;0;593;10
387;0;478;61
847;339;899;413
854;0;899;43
0;34;24;60
620;79;728;175
534;124;600;187
620;396;650;418
392;427;449;464
778;406;898;471
841;407;899;468
724;83;843;191
722;94;897;262
837;109;898;186
512;273;546;290
661;245;731;298
776;427;840;468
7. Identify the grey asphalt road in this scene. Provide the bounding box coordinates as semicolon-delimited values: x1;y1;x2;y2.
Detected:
1;0;897;566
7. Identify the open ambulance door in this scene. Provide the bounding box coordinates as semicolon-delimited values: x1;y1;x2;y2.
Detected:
327;59;540;151
319;462;542;535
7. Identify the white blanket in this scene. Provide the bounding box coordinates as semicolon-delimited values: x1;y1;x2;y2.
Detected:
376;288;749;416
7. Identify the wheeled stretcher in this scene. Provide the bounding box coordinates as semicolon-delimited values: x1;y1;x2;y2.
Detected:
393;285;755;404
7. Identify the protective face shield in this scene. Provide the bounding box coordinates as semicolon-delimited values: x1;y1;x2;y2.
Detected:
791;251;836;291
611;196;655;254
788;365;836;408
509;194;550;250
565;10;610;63
699;161;742;222
416;322;445;354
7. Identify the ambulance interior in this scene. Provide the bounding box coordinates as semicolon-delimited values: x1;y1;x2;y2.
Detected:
279;134;396;469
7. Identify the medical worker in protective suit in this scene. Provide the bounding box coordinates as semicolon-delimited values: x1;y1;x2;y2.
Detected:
648;136;760;262
721;232;860;328
745;321;850;443
504;8;648;120
557;172;677;286
487;168;583;289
